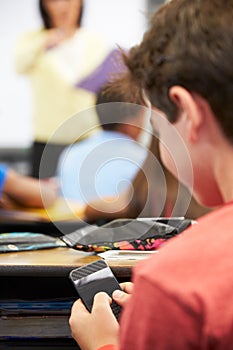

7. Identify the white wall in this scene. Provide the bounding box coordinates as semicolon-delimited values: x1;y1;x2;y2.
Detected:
0;0;147;148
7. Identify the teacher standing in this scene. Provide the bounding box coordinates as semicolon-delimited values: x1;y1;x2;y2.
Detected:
15;0;122;178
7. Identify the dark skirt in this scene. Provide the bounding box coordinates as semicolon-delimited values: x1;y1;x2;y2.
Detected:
30;141;67;179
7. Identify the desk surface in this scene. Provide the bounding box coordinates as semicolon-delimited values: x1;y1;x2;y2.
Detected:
0;247;137;279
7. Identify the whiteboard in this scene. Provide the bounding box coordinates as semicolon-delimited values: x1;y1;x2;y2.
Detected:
0;0;148;148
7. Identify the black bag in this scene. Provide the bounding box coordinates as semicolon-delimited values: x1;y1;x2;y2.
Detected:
61;217;192;252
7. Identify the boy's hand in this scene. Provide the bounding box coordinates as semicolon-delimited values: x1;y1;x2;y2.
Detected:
69;292;119;350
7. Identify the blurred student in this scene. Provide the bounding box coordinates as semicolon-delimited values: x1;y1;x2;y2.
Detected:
82;78;209;221
84;132;210;221
57;80;148;205
69;0;233;349
15;0;123;178
0;164;57;208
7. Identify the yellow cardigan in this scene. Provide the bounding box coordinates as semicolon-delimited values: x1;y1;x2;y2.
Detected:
15;28;112;144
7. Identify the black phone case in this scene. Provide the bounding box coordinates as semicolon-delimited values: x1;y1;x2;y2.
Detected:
69;260;122;320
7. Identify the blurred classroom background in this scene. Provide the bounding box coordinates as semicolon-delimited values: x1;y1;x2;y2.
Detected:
0;0;164;175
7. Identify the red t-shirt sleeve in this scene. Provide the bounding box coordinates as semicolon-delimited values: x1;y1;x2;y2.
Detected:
98;345;118;350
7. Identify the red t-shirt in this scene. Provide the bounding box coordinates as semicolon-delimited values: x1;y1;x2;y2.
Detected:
117;203;233;349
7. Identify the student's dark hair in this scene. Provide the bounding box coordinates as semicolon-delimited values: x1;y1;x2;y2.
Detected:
124;0;233;143
39;0;83;29
96;76;146;131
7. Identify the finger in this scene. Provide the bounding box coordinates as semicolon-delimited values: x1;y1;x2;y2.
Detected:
92;292;119;332
93;292;112;308
71;298;89;315
120;282;134;294
69;298;91;331
112;289;132;307
91;292;113;315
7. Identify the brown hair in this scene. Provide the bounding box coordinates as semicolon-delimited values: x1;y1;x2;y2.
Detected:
124;0;233;142
39;0;83;29
96;75;146;131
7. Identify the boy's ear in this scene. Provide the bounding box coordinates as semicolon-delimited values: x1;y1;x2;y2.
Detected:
169;86;204;142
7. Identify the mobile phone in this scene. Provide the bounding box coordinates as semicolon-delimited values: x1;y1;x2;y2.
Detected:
69;260;122;320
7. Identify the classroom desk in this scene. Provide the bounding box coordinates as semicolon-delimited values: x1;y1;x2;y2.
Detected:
0;246;137;349
0;246;135;278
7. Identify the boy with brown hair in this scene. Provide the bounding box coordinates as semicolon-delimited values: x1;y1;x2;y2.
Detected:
69;0;233;349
